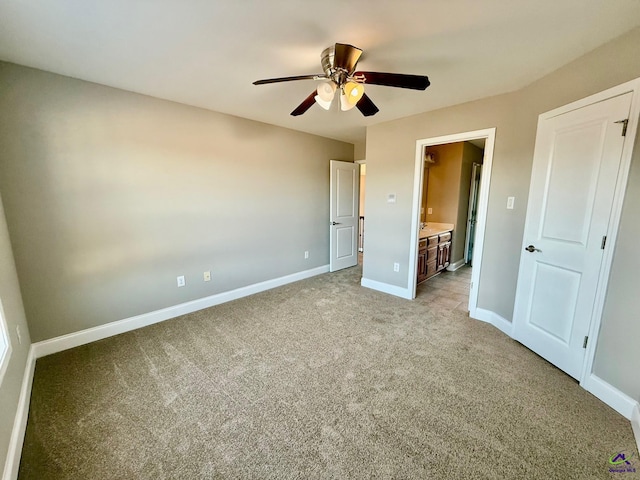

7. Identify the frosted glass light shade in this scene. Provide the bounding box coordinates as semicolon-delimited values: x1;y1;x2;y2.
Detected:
343;81;364;105
340;93;356;111
315;81;336;109
317;81;336;101
315;95;332;110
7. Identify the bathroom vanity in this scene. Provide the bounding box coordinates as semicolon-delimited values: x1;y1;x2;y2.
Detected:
417;223;454;284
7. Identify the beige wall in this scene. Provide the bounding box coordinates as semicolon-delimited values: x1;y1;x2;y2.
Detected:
354;142;366;161
362;27;640;400
359;170;366;218
0;196;32;472
425;143;463;226
0;62;354;342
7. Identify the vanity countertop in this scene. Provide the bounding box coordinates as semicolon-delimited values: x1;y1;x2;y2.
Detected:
419;222;454;239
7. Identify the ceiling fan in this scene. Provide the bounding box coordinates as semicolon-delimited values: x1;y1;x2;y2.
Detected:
253;43;430;117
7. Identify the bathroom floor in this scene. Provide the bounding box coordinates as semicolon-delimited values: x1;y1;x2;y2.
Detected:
415;265;472;313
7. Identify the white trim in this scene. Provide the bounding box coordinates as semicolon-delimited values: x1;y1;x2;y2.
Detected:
0;300;12;386
582;374;638;420
445;258;466;272
470;307;514;337
632;403;640;456
579;77;640;385
360;278;412;300
32;265;329;358
408;128;496;319
2;346;35;480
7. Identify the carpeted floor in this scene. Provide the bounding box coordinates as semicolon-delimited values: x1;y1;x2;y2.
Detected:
19;265;639;479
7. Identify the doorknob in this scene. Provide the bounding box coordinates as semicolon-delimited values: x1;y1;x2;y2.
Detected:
330;221;341;226
525;245;541;253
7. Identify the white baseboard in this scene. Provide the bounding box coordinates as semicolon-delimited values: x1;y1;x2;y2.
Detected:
360;278;412;300
471;307;514;337
32;265;329;359
632;403;640;455
582;374;637;420
2;346;35;480
446;259;466;272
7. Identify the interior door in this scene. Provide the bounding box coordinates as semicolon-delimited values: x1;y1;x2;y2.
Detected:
465;163;482;264
330;160;359;272
513;92;632;379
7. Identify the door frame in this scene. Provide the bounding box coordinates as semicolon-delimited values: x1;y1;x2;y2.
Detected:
355;160;366;254
408;128;496;314
329;160;360;272
535;79;640;387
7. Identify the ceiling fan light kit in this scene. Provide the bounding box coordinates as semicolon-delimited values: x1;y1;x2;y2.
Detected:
344;81;364;105
253;43;430;117
315;81;337;110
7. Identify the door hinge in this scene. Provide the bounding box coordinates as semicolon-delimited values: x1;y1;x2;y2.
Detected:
601;235;607;249
583;336;589;349
615;119;628;136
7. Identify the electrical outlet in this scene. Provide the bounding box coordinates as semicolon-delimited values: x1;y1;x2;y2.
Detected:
304;251;309;259
16;325;22;345
177;275;185;287
203;271;211;282
427;208;433;215
393;262;400;272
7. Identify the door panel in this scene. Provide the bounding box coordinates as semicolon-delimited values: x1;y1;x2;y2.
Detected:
330;161;359;272
336;226;355;259
513;92;632;380
528;263;581;344
336;168;357;217
541;121;606;244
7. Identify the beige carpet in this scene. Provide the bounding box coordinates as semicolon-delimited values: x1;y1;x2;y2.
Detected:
19;265;639;479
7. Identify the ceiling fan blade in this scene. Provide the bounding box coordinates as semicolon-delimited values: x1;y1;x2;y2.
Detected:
334;43;363;73
355;71;430;90
290;91;318;116
253;74;325;85
356;93;379;117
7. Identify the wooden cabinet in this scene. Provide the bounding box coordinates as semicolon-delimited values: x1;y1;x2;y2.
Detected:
417;230;452;284
417;239;428;284
437;241;451;270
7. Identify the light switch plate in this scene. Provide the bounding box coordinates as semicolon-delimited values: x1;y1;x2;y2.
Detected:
507;196;515;209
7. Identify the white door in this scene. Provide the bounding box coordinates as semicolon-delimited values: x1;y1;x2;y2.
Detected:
465;163;482;265
513;92;632;380
330;160;359;272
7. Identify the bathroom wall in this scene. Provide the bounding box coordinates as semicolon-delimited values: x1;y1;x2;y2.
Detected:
422;142;480;264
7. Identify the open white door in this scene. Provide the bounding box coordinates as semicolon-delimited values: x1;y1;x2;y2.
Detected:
330;160;359;272
513;92;633;380
464;163;482;265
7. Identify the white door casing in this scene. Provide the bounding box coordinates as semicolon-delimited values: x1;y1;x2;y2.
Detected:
513;92;633;380
330;160;359;272
409;128;496;308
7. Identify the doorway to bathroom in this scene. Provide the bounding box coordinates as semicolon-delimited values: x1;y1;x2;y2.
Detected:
408;128;496;317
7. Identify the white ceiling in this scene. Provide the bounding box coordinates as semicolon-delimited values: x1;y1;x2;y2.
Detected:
1;1;640;145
